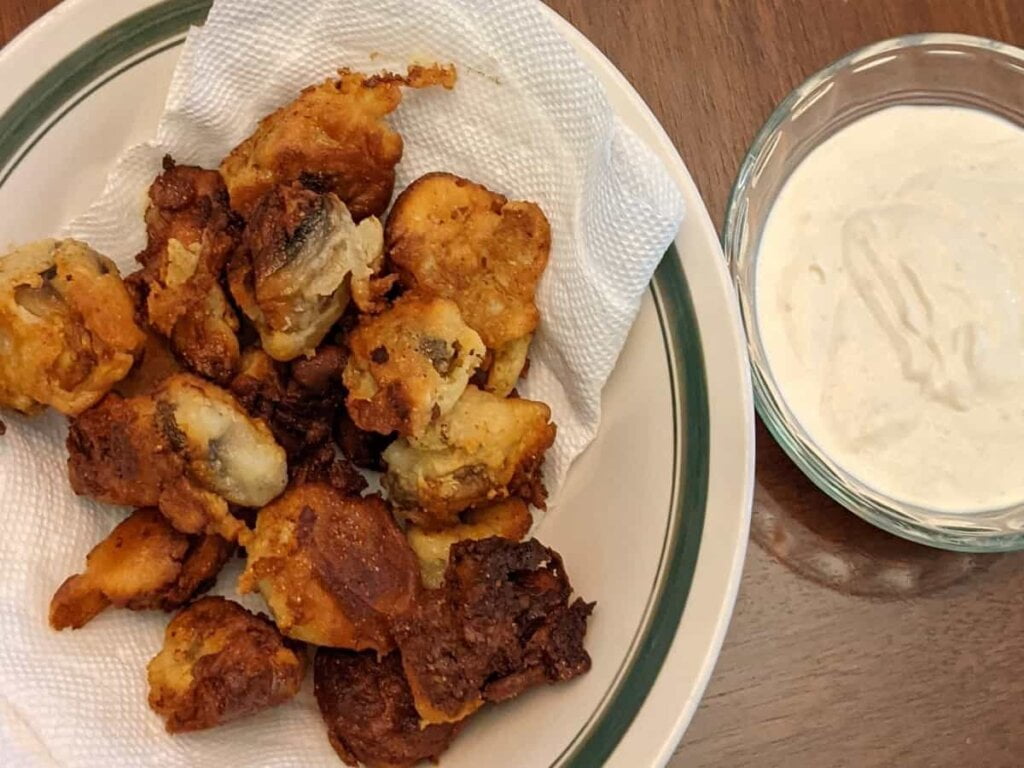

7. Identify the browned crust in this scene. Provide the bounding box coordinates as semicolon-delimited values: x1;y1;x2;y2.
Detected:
314;649;461;768
147;597;306;732
220;66;456;220
336;409;394;472
385;171;550;350
66;374;284;542
343;292;485;438
49;508;233;630
0;239;145;415
389;394;557;530
392;537;593;724
128;157;242;383
241;486;419;652
290;443;369;496
229;346;346;464
406;499;533;588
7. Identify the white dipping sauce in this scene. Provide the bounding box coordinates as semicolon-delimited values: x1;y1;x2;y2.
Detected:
757;105;1024;512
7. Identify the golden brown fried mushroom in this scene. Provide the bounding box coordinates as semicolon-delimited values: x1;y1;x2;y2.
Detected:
160;374;288;510
406;498;532;588
382;386;555;528
343;293;485;437
314;649;462;768
239;485;419;652
128;158;242;383
220;65;456;220
49;508;232;630
393;537;593;725
0;238;144;415
147;596;305;733
385;172;550;395
229;184;387;361
67;373;287;541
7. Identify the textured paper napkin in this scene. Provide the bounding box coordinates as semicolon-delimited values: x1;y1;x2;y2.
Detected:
0;0;683;764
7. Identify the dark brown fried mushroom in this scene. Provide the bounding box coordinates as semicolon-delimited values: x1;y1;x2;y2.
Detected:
393;537;593;725
229;346;345;463
315;649;462;768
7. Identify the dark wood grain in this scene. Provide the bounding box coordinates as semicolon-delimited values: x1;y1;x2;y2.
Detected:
538;4;1024;767
3;1;1024;766
0;0;56;44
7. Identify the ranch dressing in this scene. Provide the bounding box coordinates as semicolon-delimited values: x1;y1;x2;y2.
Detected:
757;105;1024;512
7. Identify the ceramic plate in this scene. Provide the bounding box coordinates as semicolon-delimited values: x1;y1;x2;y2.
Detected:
0;1;754;766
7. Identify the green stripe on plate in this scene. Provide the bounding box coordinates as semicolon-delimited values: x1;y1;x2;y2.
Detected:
562;249;709;767
0;2;710;764
0;0;209;177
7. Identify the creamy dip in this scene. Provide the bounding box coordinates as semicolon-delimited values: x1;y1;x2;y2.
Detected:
757;105;1024;512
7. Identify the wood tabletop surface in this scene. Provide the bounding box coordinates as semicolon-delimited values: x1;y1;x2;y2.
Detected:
3;1;1024;766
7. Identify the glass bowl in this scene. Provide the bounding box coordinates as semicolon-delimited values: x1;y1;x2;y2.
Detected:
724;34;1024;552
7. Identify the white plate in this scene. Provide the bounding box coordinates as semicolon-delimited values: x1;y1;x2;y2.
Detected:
0;1;754;766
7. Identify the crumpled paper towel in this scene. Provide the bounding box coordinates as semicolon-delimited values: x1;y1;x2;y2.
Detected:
0;0;683;765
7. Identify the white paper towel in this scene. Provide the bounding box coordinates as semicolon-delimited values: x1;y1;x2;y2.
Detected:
0;0;683;765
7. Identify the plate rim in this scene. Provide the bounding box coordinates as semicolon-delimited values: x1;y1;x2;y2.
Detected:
543;10;754;766
0;2;755;766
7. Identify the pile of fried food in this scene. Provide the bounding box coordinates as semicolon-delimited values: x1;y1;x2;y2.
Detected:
0;64;594;767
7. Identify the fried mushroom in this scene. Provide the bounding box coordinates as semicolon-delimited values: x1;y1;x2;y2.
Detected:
385;173;550;396
343;293;485;437
0;238;144;415
147;596;305;733
393;537;593;725
159;374;288;509
406;498;532;588
49;508;232;630
128;158;243;383
382;386;556;528
220;65;457;220
229;184;387;361
66;388;227;536
314;649;461;768
239;485;419;652
67;373;287;541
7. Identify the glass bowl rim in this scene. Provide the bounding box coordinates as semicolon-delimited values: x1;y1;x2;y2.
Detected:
723;32;1024;553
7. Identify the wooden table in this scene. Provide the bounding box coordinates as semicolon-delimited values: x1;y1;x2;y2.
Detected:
4;1;1024;766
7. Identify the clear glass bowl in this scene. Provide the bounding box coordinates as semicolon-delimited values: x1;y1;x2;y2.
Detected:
724;34;1024;552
